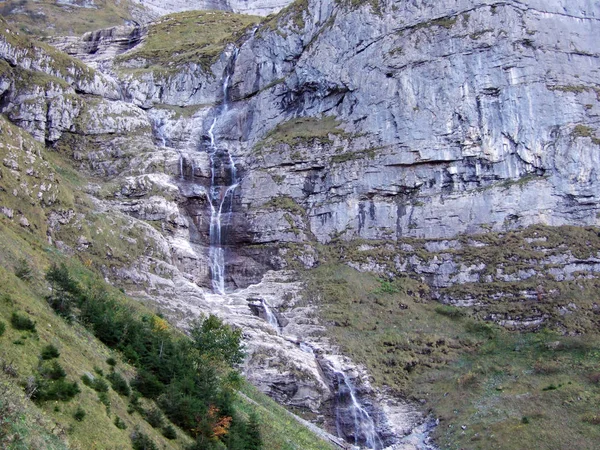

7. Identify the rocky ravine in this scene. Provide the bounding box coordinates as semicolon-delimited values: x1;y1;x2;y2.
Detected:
1;0;600;447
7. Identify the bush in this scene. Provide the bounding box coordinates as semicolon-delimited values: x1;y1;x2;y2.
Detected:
73;407;86;422
34;378;80;402
106;357;117;367
246;412;262;450
10;312;36;332
107;371;130;396
40;344;60;360
115;416;128;430
0;321;5;337
144;407;164;428
131;430;158;450
15;258;33;280
131;370;164;399
32;361;80;402
82;374;109;393
39;361;67;381
162;424;177;440
98;391;110;410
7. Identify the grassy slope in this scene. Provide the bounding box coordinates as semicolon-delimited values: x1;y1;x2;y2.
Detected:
1;0;137;37
303;264;600;450
116;11;261;73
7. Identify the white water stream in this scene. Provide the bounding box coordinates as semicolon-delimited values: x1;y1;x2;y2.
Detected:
206;49;240;295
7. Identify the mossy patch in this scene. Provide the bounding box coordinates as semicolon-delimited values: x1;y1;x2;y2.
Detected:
255;116;347;151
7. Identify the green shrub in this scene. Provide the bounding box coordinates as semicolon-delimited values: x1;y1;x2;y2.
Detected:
106;357;117;367
107;371;130;396
131;370;164;399
34;378;80;402
114;416;128;430
131;429;158;450
40;344;60;360
33;361;80;402
10;312;36;332
144;407;164;428
39;361;67;380
94;378;109;393
82;374;109;392
162;424;177;440
246;412;262;450
0;321;5;337
14;258;33;280
73;407;86;422
81;374;94;386
98;391;110;409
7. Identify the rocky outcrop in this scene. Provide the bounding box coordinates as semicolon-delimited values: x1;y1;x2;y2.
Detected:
131;0;293;18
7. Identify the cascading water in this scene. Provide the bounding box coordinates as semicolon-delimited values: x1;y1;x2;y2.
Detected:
332;368;383;449
206;48;240;295
261;299;280;331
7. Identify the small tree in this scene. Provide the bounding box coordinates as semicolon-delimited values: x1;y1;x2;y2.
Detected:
189;315;245;367
45;263;80;318
246;412;262;450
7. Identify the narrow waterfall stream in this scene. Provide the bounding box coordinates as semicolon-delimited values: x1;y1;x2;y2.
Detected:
261;299;280;331
206;48;240;295
332;367;383;449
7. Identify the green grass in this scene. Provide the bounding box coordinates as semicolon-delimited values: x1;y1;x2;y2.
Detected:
302;264;600;450
1;0;137;37
255;116;347;151
237;382;335;450
117;11;261;73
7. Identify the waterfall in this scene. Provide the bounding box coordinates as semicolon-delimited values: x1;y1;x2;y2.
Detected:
261;299;280;331
206;48;240;295
332;368;383;450
299;342;315;355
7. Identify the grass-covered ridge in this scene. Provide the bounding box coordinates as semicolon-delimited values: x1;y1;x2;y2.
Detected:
1;0;137;37
254;116;348;152
303;264;600;449
117;11;261;72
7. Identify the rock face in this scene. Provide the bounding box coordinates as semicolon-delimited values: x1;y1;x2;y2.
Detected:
2;0;600;447
131;0;293;17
